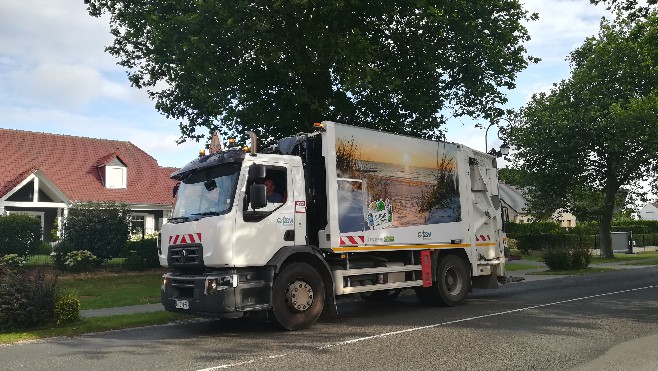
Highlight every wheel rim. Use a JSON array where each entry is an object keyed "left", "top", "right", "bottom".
[
  {"left": 285, "top": 280, "right": 314, "bottom": 312},
  {"left": 444, "top": 267, "right": 462, "bottom": 295}
]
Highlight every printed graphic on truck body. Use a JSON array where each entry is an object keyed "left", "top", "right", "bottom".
[{"left": 334, "top": 125, "right": 461, "bottom": 234}]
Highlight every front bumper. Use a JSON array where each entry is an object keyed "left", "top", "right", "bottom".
[{"left": 161, "top": 267, "right": 275, "bottom": 318}]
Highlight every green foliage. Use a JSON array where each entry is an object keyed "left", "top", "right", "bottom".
[
  {"left": 63, "top": 250, "right": 100, "bottom": 273},
  {"left": 507, "top": 13, "right": 658, "bottom": 257},
  {"left": 542, "top": 249, "right": 573, "bottom": 271},
  {"left": 498, "top": 168, "right": 530, "bottom": 187},
  {"left": 50, "top": 219, "right": 59, "bottom": 242},
  {"left": 122, "top": 238, "right": 160, "bottom": 271},
  {"left": 35, "top": 242, "right": 53, "bottom": 255},
  {"left": 590, "top": 0, "right": 657, "bottom": 20},
  {"left": 571, "top": 248, "right": 593, "bottom": 269},
  {"left": 506, "top": 221, "right": 562, "bottom": 235},
  {"left": 611, "top": 220, "right": 658, "bottom": 233},
  {"left": 60, "top": 202, "right": 131, "bottom": 263},
  {"left": 54, "top": 294, "right": 80, "bottom": 325},
  {"left": 86, "top": 1, "right": 537, "bottom": 143},
  {"left": 0, "top": 214, "right": 42, "bottom": 257},
  {"left": 0, "top": 254, "right": 26, "bottom": 269},
  {"left": 541, "top": 247, "right": 592, "bottom": 271},
  {"left": 0, "top": 269, "right": 58, "bottom": 333}
]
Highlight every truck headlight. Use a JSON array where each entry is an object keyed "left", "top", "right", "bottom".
[{"left": 204, "top": 275, "right": 238, "bottom": 294}]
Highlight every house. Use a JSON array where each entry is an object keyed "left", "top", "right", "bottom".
[
  {"left": 639, "top": 203, "right": 658, "bottom": 220},
  {"left": 498, "top": 183, "right": 577, "bottom": 228},
  {"left": 0, "top": 128, "right": 179, "bottom": 242}
]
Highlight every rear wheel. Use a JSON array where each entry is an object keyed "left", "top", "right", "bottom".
[
  {"left": 271, "top": 262, "right": 325, "bottom": 330},
  {"left": 415, "top": 254, "right": 470, "bottom": 306}
]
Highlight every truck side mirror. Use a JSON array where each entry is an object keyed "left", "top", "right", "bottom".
[
  {"left": 173, "top": 182, "right": 180, "bottom": 198},
  {"left": 250, "top": 184, "right": 267, "bottom": 209},
  {"left": 249, "top": 164, "right": 266, "bottom": 180}
]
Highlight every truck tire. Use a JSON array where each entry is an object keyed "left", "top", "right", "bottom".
[
  {"left": 271, "top": 262, "right": 325, "bottom": 330},
  {"left": 415, "top": 254, "right": 470, "bottom": 307}
]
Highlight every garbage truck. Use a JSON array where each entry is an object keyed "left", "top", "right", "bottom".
[{"left": 159, "top": 121, "right": 507, "bottom": 330}]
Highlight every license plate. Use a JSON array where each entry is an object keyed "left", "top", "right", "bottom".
[{"left": 175, "top": 299, "right": 190, "bottom": 309}]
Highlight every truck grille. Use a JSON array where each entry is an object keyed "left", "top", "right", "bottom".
[{"left": 168, "top": 245, "right": 202, "bottom": 267}]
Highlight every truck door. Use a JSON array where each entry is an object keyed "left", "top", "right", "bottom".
[
  {"left": 237, "top": 164, "right": 295, "bottom": 266},
  {"left": 468, "top": 157, "right": 499, "bottom": 259}
]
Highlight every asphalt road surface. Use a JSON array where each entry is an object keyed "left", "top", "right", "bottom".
[{"left": 2, "top": 267, "right": 657, "bottom": 371}]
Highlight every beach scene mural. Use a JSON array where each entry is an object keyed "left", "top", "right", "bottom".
[{"left": 335, "top": 126, "right": 461, "bottom": 232}]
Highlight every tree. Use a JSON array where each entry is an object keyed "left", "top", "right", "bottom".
[
  {"left": 86, "top": 1, "right": 538, "bottom": 144},
  {"left": 590, "top": 0, "right": 657, "bottom": 20},
  {"left": 506, "top": 13, "right": 658, "bottom": 257}
]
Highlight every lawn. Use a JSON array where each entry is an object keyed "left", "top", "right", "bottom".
[
  {"left": 505, "top": 263, "right": 542, "bottom": 271},
  {"left": 59, "top": 271, "right": 165, "bottom": 310},
  {"left": 527, "top": 267, "right": 616, "bottom": 275},
  {"left": 509, "top": 250, "right": 658, "bottom": 264},
  {"left": 0, "top": 312, "right": 185, "bottom": 345},
  {"left": 591, "top": 251, "right": 658, "bottom": 264}
]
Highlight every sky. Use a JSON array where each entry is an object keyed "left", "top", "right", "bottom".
[{"left": 0, "top": 1, "right": 612, "bottom": 169}]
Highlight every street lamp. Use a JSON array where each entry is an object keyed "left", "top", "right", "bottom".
[
  {"left": 475, "top": 122, "right": 510, "bottom": 157},
  {"left": 488, "top": 142, "right": 510, "bottom": 158}
]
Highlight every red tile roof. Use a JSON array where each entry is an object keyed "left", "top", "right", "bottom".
[{"left": 0, "top": 129, "right": 179, "bottom": 206}]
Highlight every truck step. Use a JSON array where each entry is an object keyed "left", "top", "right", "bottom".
[{"left": 339, "top": 280, "right": 424, "bottom": 295}]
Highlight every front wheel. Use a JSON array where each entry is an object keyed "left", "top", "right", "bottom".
[{"left": 271, "top": 262, "right": 325, "bottom": 330}]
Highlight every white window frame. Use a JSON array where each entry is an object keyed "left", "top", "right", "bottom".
[{"left": 105, "top": 165, "right": 127, "bottom": 189}]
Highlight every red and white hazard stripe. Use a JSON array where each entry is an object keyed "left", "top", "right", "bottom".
[
  {"left": 475, "top": 234, "right": 491, "bottom": 242},
  {"left": 169, "top": 233, "right": 202, "bottom": 245},
  {"left": 339, "top": 235, "right": 365, "bottom": 246}
]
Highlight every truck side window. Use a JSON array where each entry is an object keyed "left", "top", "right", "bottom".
[{"left": 265, "top": 168, "right": 287, "bottom": 204}]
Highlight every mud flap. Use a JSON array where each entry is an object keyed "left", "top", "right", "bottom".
[{"left": 471, "top": 273, "right": 499, "bottom": 289}]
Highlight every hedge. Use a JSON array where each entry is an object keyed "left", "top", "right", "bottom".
[{"left": 0, "top": 214, "right": 42, "bottom": 257}]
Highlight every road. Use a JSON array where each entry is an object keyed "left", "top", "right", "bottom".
[{"left": 1, "top": 267, "right": 657, "bottom": 371}]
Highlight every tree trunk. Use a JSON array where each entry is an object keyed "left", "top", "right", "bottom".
[{"left": 598, "top": 186, "right": 617, "bottom": 259}]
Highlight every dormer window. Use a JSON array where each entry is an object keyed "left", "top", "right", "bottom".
[{"left": 103, "top": 157, "right": 127, "bottom": 189}]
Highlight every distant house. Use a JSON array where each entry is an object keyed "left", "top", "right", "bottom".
[
  {"left": 639, "top": 203, "right": 658, "bottom": 220},
  {"left": 0, "top": 128, "right": 178, "bottom": 242},
  {"left": 498, "top": 183, "right": 577, "bottom": 228}
]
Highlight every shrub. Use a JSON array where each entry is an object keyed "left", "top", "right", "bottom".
[
  {"left": 122, "top": 238, "right": 160, "bottom": 271},
  {"left": 60, "top": 202, "right": 131, "bottom": 263},
  {"left": 571, "top": 248, "right": 592, "bottom": 269},
  {"left": 0, "top": 269, "right": 58, "bottom": 332},
  {"left": 63, "top": 250, "right": 99, "bottom": 272},
  {"left": 0, "top": 254, "right": 26, "bottom": 269},
  {"left": 35, "top": 242, "right": 53, "bottom": 255},
  {"left": 542, "top": 247, "right": 592, "bottom": 271},
  {"left": 0, "top": 214, "right": 42, "bottom": 257},
  {"left": 54, "top": 294, "right": 80, "bottom": 325},
  {"left": 542, "top": 248, "right": 572, "bottom": 271}
]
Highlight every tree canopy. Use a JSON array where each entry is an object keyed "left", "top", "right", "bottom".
[
  {"left": 86, "top": 1, "right": 537, "bottom": 144},
  {"left": 590, "top": 0, "right": 657, "bottom": 20},
  {"left": 506, "top": 12, "right": 658, "bottom": 257}
]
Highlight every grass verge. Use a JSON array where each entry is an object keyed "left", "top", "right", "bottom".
[
  {"left": 624, "top": 258, "right": 658, "bottom": 266},
  {"left": 505, "top": 263, "right": 543, "bottom": 271},
  {"left": 0, "top": 312, "right": 186, "bottom": 345},
  {"left": 591, "top": 251, "right": 658, "bottom": 264},
  {"left": 59, "top": 271, "right": 164, "bottom": 310},
  {"left": 527, "top": 267, "right": 616, "bottom": 275}
]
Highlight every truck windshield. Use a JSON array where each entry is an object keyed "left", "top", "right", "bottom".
[{"left": 172, "top": 165, "right": 241, "bottom": 220}]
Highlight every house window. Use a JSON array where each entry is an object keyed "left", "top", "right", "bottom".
[
  {"left": 131, "top": 215, "right": 145, "bottom": 238},
  {"left": 106, "top": 165, "right": 127, "bottom": 189}
]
